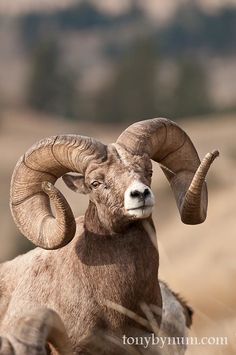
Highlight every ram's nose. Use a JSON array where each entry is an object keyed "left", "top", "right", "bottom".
[
  {"left": 130, "top": 187, "right": 151, "bottom": 200},
  {"left": 124, "top": 181, "right": 155, "bottom": 219}
]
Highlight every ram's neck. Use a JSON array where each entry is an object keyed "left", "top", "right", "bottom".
[
  {"left": 79, "top": 201, "right": 161, "bottom": 326},
  {"left": 83, "top": 201, "right": 158, "bottom": 268},
  {"left": 84, "top": 201, "right": 155, "bottom": 236},
  {"left": 84, "top": 201, "right": 110, "bottom": 235}
]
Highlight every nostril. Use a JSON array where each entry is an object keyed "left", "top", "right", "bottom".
[
  {"left": 130, "top": 190, "right": 141, "bottom": 198},
  {"left": 144, "top": 188, "right": 150, "bottom": 198}
]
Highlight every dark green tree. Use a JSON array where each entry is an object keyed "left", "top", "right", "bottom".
[
  {"left": 173, "top": 59, "right": 211, "bottom": 118},
  {"left": 95, "top": 39, "right": 211, "bottom": 123},
  {"left": 28, "top": 39, "right": 78, "bottom": 118},
  {"left": 156, "top": 58, "right": 211, "bottom": 119},
  {"left": 95, "top": 38, "right": 158, "bottom": 122},
  {"left": 177, "top": 59, "right": 210, "bottom": 117}
]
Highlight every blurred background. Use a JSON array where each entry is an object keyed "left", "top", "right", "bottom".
[{"left": 0, "top": 0, "right": 235, "bottom": 354}]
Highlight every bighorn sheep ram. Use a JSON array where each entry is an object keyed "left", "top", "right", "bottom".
[{"left": 0, "top": 118, "right": 218, "bottom": 354}]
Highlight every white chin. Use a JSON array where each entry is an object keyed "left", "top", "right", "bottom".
[{"left": 126, "top": 206, "right": 153, "bottom": 219}]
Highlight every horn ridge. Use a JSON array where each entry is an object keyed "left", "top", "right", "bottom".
[
  {"left": 116, "top": 117, "right": 218, "bottom": 224},
  {"left": 10, "top": 135, "right": 105, "bottom": 249}
]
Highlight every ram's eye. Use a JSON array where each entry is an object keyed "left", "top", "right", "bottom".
[
  {"left": 91, "top": 181, "right": 101, "bottom": 189},
  {"left": 147, "top": 170, "right": 153, "bottom": 178}
]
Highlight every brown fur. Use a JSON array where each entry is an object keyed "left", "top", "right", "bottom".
[
  {"left": 160, "top": 281, "right": 193, "bottom": 328},
  {"left": 0, "top": 308, "right": 72, "bottom": 354},
  {"left": 0, "top": 217, "right": 160, "bottom": 353},
  {"left": 0, "top": 147, "right": 162, "bottom": 354}
]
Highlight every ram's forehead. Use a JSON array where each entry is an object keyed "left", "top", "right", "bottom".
[
  {"left": 110, "top": 143, "right": 152, "bottom": 168},
  {"left": 85, "top": 144, "right": 152, "bottom": 177},
  {"left": 85, "top": 148, "right": 119, "bottom": 175}
]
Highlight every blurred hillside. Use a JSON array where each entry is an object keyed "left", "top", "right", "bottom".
[{"left": 0, "top": 0, "right": 235, "bottom": 122}]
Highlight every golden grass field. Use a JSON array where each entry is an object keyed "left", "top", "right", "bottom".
[{"left": 0, "top": 110, "right": 235, "bottom": 354}]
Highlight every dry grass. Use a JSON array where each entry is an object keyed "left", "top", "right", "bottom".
[{"left": 0, "top": 109, "right": 235, "bottom": 354}]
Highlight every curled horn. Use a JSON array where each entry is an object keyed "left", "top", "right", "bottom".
[
  {"left": 0, "top": 308, "right": 73, "bottom": 354},
  {"left": 116, "top": 118, "right": 219, "bottom": 224},
  {"left": 10, "top": 135, "right": 106, "bottom": 249}
]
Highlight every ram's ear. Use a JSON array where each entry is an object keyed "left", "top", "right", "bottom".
[{"left": 62, "top": 174, "right": 90, "bottom": 194}]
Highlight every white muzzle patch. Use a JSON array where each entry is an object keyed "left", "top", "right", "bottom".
[{"left": 124, "top": 181, "right": 155, "bottom": 219}]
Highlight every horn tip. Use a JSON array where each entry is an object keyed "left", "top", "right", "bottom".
[
  {"left": 205, "top": 150, "right": 220, "bottom": 164},
  {"left": 211, "top": 149, "right": 220, "bottom": 158}
]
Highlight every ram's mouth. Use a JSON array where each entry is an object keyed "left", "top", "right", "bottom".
[
  {"left": 127, "top": 204, "right": 154, "bottom": 211},
  {"left": 125, "top": 204, "right": 154, "bottom": 219}
]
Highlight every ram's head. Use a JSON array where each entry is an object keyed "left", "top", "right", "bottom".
[
  {"left": 10, "top": 118, "right": 218, "bottom": 249},
  {"left": 62, "top": 146, "right": 155, "bottom": 233}
]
